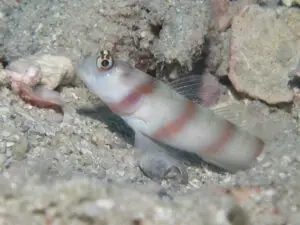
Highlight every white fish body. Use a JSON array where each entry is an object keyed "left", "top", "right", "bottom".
[{"left": 76, "top": 50, "right": 264, "bottom": 172}]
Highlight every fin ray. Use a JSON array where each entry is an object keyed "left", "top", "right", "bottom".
[{"left": 168, "top": 73, "right": 221, "bottom": 107}]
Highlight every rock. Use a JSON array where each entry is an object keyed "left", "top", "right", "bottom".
[
  {"left": 229, "top": 5, "right": 300, "bottom": 104},
  {"left": 211, "top": 0, "right": 259, "bottom": 32},
  {"left": 148, "top": 0, "right": 211, "bottom": 70},
  {"left": 7, "top": 54, "right": 75, "bottom": 90},
  {"left": 205, "top": 30, "right": 232, "bottom": 78},
  {"left": 206, "top": 0, "right": 259, "bottom": 78}
]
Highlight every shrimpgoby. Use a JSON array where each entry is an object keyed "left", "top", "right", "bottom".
[{"left": 76, "top": 50, "right": 265, "bottom": 179}]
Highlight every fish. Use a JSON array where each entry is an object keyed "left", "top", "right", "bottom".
[{"left": 76, "top": 50, "right": 265, "bottom": 175}]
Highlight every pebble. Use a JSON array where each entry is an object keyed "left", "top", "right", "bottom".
[
  {"left": 96, "top": 199, "right": 115, "bottom": 209},
  {"left": 91, "top": 129, "right": 107, "bottom": 146},
  {"left": 5, "top": 142, "right": 14, "bottom": 148},
  {"left": 262, "top": 162, "right": 272, "bottom": 168}
]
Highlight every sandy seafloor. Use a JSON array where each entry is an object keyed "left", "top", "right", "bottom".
[{"left": 1, "top": 0, "right": 300, "bottom": 224}]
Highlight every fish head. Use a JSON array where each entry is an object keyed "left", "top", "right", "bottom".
[{"left": 76, "top": 50, "right": 154, "bottom": 104}]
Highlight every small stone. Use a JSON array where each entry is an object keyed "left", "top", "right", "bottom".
[
  {"left": 5, "top": 142, "right": 14, "bottom": 148},
  {"left": 96, "top": 199, "right": 115, "bottom": 209},
  {"left": 278, "top": 172, "right": 287, "bottom": 179},
  {"left": 73, "top": 199, "right": 115, "bottom": 220},
  {"left": 12, "top": 136, "right": 29, "bottom": 160},
  {"left": 262, "top": 162, "right": 272, "bottom": 168},
  {"left": 91, "top": 129, "right": 107, "bottom": 146}
]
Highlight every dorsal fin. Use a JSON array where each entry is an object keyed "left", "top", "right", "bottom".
[{"left": 168, "top": 73, "right": 221, "bottom": 107}]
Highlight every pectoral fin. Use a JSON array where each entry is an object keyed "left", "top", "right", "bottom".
[{"left": 134, "top": 132, "right": 188, "bottom": 184}]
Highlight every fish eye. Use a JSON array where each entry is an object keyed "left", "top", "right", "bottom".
[{"left": 96, "top": 50, "right": 114, "bottom": 71}]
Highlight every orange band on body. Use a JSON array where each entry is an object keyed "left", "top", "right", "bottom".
[
  {"left": 151, "top": 100, "right": 196, "bottom": 140},
  {"left": 202, "top": 121, "right": 265, "bottom": 159},
  {"left": 202, "top": 121, "right": 236, "bottom": 156},
  {"left": 108, "top": 80, "right": 156, "bottom": 115}
]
